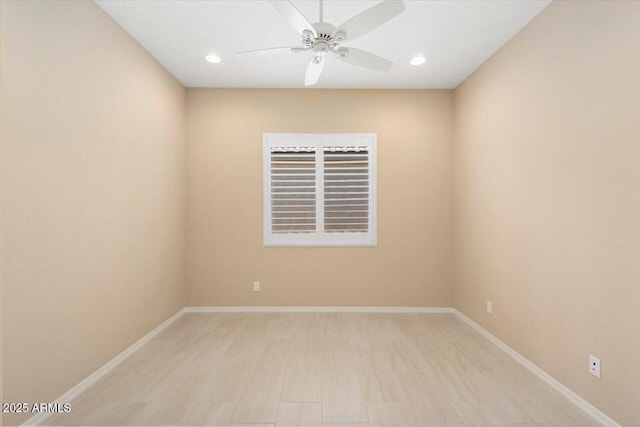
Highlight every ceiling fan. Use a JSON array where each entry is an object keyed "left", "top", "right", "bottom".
[{"left": 238, "top": 0, "right": 405, "bottom": 86}]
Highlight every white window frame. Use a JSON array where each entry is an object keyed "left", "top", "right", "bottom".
[{"left": 263, "top": 133, "right": 377, "bottom": 247}]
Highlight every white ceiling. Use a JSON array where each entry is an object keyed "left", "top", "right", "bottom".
[{"left": 95, "top": 0, "right": 550, "bottom": 89}]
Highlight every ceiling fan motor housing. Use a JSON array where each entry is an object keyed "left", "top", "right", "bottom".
[
  {"left": 312, "top": 22, "right": 337, "bottom": 41},
  {"left": 303, "top": 22, "right": 348, "bottom": 56}
]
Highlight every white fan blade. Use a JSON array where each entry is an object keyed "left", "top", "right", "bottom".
[
  {"left": 269, "top": 0, "right": 317, "bottom": 36},
  {"left": 334, "top": 48, "right": 393, "bottom": 71},
  {"left": 304, "top": 56, "right": 325, "bottom": 86},
  {"left": 237, "top": 46, "right": 306, "bottom": 56},
  {"left": 335, "top": 0, "right": 405, "bottom": 42}
]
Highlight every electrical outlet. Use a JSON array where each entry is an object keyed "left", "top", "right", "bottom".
[
  {"left": 253, "top": 281, "right": 260, "bottom": 292},
  {"left": 486, "top": 300, "right": 493, "bottom": 314},
  {"left": 589, "top": 355, "right": 601, "bottom": 378}
]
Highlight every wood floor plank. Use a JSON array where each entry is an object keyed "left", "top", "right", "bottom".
[
  {"left": 280, "top": 359, "right": 322, "bottom": 402},
  {"left": 366, "top": 402, "right": 414, "bottom": 426},
  {"left": 179, "top": 402, "right": 233, "bottom": 426},
  {"left": 206, "top": 358, "right": 260, "bottom": 402},
  {"left": 321, "top": 371, "right": 369, "bottom": 423},
  {"left": 275, "top": 402, "right": 321, "bottom": 426},
  {"left": 356, "top": 359, "right": 408, "bottom": 403},
  {"left": 227, "top": 369, "right": 285, "bottom": 424}
]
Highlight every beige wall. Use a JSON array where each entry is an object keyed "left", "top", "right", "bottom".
[
  {"left": 1, "top": 1, "right": 186, "bottom": 425},
  {"left": 453, "top": 1, "right": 640, "bottom": 425},
  {"left": 3, "top": 0, "right": 638, "bottom": 425},
  {"left": 187, "top": 89, "right": 453, "bottom": 307}
]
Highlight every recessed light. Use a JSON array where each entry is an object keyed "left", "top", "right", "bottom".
[
  {"left": 205, "top": 54, "right": 221, "bottom": 64},
  {"left": 410, "top": 56, "right": 426, "bottom": 66}
]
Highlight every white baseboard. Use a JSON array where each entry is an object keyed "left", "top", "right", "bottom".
[
  {"left": 184, "top": 306, "right": 454, "bottom": 313},
  {"left": 452, "top": 309, "right": 620, "bottom": 427},
  {"left": 22, "top": 308, "right": 185, "bottom": 426}
]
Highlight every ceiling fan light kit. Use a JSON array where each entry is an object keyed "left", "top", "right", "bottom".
[{"left": 238, "top": 0, "right": 405, "bottom": 86}]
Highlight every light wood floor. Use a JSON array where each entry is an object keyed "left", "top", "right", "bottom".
[{"left": 47, "top": 313, "right": 600, "bottom": 426}]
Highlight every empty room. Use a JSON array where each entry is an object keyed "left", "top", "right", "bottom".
[{"left": 1, "top": 0, "right": 638, "bottom": 426}]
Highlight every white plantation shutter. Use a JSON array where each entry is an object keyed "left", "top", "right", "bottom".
[
  {"left": 264, "top": 134, "right": 376, "bottom": 246},
  {"left": 324, "top": 147, "right": 370, "bottom": 233},
  {"left": 270, "top": 147, "right": 317, "bottom": 234}
]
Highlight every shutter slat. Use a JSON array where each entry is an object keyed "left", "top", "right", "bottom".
[
  {"left": 272, "top": 170, "right": 316, "bottom": 174},
  {"left": 272, "top": 201, "right": 316, "bottom": 206},
  {"left": 272, "top": 206, "right": 316, "bottom": 211},
  {"left": 324, "top": 194, "right": 368, "bottom": 200},
  {"left": 272, "top": 188, "right": 315, "bottom": 193},
  {"left": 325, "top": 211, "right": 368, "bottom": 218}
]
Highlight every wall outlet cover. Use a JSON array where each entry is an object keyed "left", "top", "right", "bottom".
[{"left": 589, "top": 355, "right": 601, "bottom": 378}]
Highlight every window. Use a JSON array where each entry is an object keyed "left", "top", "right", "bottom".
[{"left": 263, "top": 133, "right": 377, "bottom": 246}]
